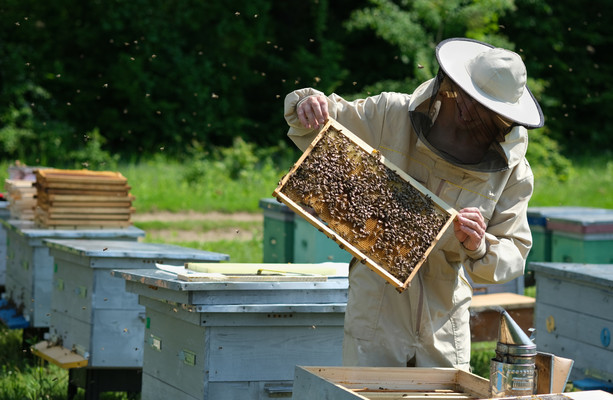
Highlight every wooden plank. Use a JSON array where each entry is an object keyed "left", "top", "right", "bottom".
[
  {"left": 273, "top": 118, "right": 457, "bottom": 292},
  {"left": 177, "top": 272, "right": 327, "bottom": 282},
  {"left": 470, "top": 292, "right": 535, "bottom": 312},
  {"left": 39, "top": 201, "right": 133, "bottom": 208},
  {"left": 184, "top": 262, "right": 347, "bottom": 276},
  {"left": 43, "top": 193, "right": 134, "bottom": 202},
  {"left": 34, "top": 219, "right": 133, "bottom": 228},
  {"left": 31, "top": 340, "right": 88, "bottom": 369},
  {"left": 36, "top": 169, "right": 127, "bottom": 183},
  {"left": 37, "top": 181, "right": 129, "bottom": 191},
  {"left": 43, "top": 206, "right": 134, "bottom": 215}
]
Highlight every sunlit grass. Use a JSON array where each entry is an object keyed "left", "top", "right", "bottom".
[{"left": 530, "top": 156, "right": 613, "bottom": 208}]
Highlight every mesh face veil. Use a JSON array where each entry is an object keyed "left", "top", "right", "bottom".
[{"left": 410, "top": 70, "right": 517, "bottom": 172}]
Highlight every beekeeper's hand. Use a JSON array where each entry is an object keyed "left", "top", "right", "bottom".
[
  {"left": 297, "top": 95, "right": 329, "bottom": 129},
  {"left": 454, "top": 207, "right": 486, "bottom": 251}
]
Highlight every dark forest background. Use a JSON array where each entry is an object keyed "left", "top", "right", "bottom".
[{"left": 1, "top": 0, "right": 611, "bottom": 168}]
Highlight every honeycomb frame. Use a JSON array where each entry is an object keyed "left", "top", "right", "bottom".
[{"left": 274, "top": 118, "right": 457, "bottom": 292}]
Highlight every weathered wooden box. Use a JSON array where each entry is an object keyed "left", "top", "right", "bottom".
[
  {"left": 531, "top": 262, "right": 613, "bottom": 382},
  {"left": 291, "top": 366, "right": 490, "bottom": 399},
  {"left": 45, "top": 239, "right": 228, "bottom": 368},
  {"left": 274, "top": 118, "right": 456, "bottom": 291},
  {"left": 113, "top": 265, "right": 348, "bottom": 400},
  {"left": 1, "top": 219, "right": 144, "bottom": 328}
]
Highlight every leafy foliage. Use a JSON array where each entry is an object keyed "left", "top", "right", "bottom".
[
  {"left": 501, "top": 0, "right": 613, "bottom": 155},
  {"left": 1, "top": 0, "right": 609, "bottom": 166}
]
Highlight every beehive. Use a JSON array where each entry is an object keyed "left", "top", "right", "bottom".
[
  {"left": 0, "top": 219, "right": 144, "bottom": 329},
  {"left": 113, "top": 265, "right": 348, "bottom": 399},
  {"left": 274, "top": 119, "right": 456, "bottom": 291}
]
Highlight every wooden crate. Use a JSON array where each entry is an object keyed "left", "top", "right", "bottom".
[
  {"left": 274, "top": 118, "right": 456, "bottom": 291},
  {"left": 292, "top": 366, "right": 490, "bottom": 399}
]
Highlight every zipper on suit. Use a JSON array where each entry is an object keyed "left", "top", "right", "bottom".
[{"left": 415, "top": 272, "right": 425, "bottom": 337}]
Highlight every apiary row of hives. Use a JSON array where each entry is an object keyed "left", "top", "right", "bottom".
[{"left": 274, "top": 118, "right": 456, "bottom": 291}]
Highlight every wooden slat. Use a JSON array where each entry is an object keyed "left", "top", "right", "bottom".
[
  {"left": 31, "top": 341, "right": 88, "bottom": 369},
  {"left": 43, "top": 193, "right": 134, "bottom": 202},
  {"left": 42, "top": 206, "right": 133, "bottom": 215},
  {"left": 39, "top": 201, "right": 133, "bottom": 208},
  {"left": 34, "top": 219, "right": 133, "bottom": 228}
]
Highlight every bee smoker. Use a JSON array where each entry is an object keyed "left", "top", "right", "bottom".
[{"left": 489, "top": 309, "right": 537, "bottom": 398}]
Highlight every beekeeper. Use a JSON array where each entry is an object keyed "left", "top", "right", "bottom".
[{"left": 283, "top": 38, "right": 544, "bottom": 370}]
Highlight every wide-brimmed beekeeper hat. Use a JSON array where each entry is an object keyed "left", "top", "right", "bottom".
[{"left": 436, "top": 38, "right": 544, "bottom": 128}]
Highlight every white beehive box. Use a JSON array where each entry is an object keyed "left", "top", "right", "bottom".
[
  {"left": 1, "top": 220, "right": 145, "bottom": 329},
  {"left": 113, "top": 264, "right": 348, "bottom": 399},
  {"left": 532, "top": 262, "right": 613, "bottom": 382}
]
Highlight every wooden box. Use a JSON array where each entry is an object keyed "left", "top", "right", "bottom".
[
  {"left": 113, "top": 265, "right": 348, "bottom": 400},
  {"left": 531, "top": 262, "right": 613, "bottom": 382},
  {"left": 291, "top": 366, "right": 490, "bottom": 399},
  {"left": 274, "top": 118, "right": 456, "bottom": 291},
  {"left": 0, "top": 219, "right": 145, "bottom": 329}
]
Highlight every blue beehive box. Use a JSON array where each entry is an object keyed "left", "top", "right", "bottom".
[
  {"left": 0, "top": 219, "right": 145, "bottom": 329},
  {"left": 0, "top": 202, "right": 10, "bottom": 290},
  {"left": 44, "top": 239, "right": 229, "bottom": 368}
]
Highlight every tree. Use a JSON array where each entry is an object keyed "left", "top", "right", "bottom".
[{"left": 501, "top": 0, "right": 613, "bottom": 155}]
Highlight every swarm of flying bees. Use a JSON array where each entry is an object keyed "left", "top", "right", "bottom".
[{"left": 281, "top": 126, "right": 449, "bottom": 282}]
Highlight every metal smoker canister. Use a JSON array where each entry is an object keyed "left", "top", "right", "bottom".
[{"left": 489, "top": 310, "right": 536, "bottom": 398}]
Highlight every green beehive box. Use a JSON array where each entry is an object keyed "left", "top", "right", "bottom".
[
  {"left": 547, "top": 210, "right": 613, "bottom": 263},
  {"left": 259, "top": 198, "right": 295, "bottom": 263},
  {"left": 526, "top": 207, "right": 606, "bottom": 265},
  {"left": 293, "top": 217, "right": 353, "bottom": 264}
]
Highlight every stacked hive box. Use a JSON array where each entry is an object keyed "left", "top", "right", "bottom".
[
  {"left": 4, "top": 179, "right": 37, "bottom": 220},
  {"left": 34, "top": 169, "right": 135, "bottom": 228}
]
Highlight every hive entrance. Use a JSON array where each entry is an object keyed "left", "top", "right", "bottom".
[{"left": 275, "top": 119, "right": 456, "bottom": 290}]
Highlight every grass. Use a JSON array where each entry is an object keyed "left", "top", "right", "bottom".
[
  {"left": 0, "top": 153, "right": 611, "bottom": 398},
  {"left": 529, "top": 156, "right": 613, "bottom": 208}
]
